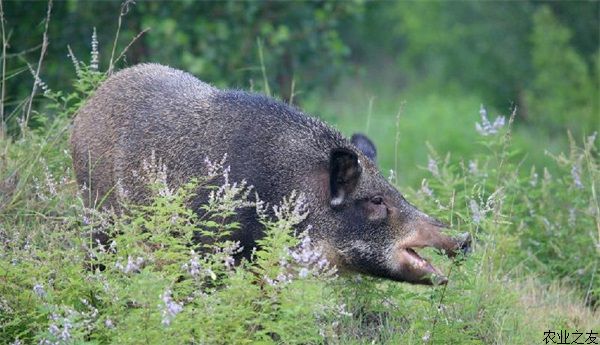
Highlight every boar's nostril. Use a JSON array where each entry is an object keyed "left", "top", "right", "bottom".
[{"left": 458, "top": 232, "right": 472, "bottom": 256}]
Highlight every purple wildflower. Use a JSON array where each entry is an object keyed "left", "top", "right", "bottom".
[
  {"left": 33, "top": 284, "right": 46, "bottom": 298},
  {"left": 427, "top": 156, "right": 440, "bottom": 177},
  {"left": 571, "top": 164, "right": 583, "bottom": 189},
  {"left": 160, "top": 289, "right": 183, "bottom": 326},
  {"left": 475, "top": 105, "right": 505, "bottom": 136}
]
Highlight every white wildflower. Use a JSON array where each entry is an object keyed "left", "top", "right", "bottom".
[
  {"left": 67, "top": 45, "right": 82, "bottom": 78},
  {"left": 265, "top": 272, "right": 293, "bottom": 287},
  {"left": 276, "top": 272, "right": 293, "bottom": 284},
  {"left": 427, "top": 156, "right": 440, "bottom": 177},
  {"left": 115, "top": 256, "right": 144, "bottom": 274},
  {"left": 475, "top": 105, "right": 505, "bottom": 136},
  {"left": 571, "top": 163, "right": 583, "bottom": 189},
  {"left": 298, "top": 267, "right": 309, "bottom": 278},
  {"left": 586, "top": 131, "right": 597, "bottom": 148},
  {"left": 182, "top": 249, "right": 202, "bottom": 277},
  {"left": 255, "top": 193, "right": 268, "bottom": 219},
  {"left": 336, "top": 303, "right": 352, "bottom": 317},
  {"left": 388, "top": 169, "right": 397, "bottom": 184},
  {"left": 160, "top": 289, "right": 183, "bottom": 326},
  {"left": 104, "top": 319, "right": 114, "bottom": 329},
  {"left": 90, "top": 27, "right": 99, "bottom": 71},
  {"left": 469, "top": 199, "right": 483, "bottom": 225},
  {"left": 222, "top": 241, "right": 242, "bottom": 270},
  {"left": 115, "top": 179, "right": 129, "bottom": 200},
  {"left": 43, "top": 165, "right": 58, "bottom": 197},
  {"left": 33, "top": 284, "right": 46, "bottom": 298},
  {"left": 141, "top": 150, "right": 172, "bottom": 197},
  {"left": 288, "top": 231, "right": 336, "bottom": 279},
  {"left": 27, "top": 63, "right": 50, "bottom": 96},
  {"left": 204, "top": 154, "right": 228, "bottom": 178},
  {"left": 206, "top": 162, "right": 254, "bottom": 213},
  {"left": 529, "top": 167, "right": 538, "bottom": 187},
  {"left": 420, "top": 179, "right": 433, "bottom": 197},
  {"left": 271, "top": 190, "right": 309, "bottom": 225},
  {"left": 42, "top": 312, "right": 73, "bottom": 344},
  {"left": 422, "top": 330, "right": 431, "bottom": 342},
  {"left": 543, "top": 168, "right": 552, "bottom": 186},
  {"left": 568, "top": 208, "right": 576, "bottom": 227},
  {"left": 468, "top": 160, "right": 478, "bottom": 175}
]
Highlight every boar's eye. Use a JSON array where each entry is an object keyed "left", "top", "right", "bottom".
[
  {"left": 366, "top": 195, "right": 387, "bottom": 221},
  {"left": 371, "top": 196, "right": 384, "bottom": 205}
]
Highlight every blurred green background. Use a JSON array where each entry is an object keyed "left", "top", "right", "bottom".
[{"left": 4, "top": 0, "right": 598, "bottom": 185}]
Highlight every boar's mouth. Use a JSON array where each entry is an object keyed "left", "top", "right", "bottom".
[
  {"left": 397, "top": 246, "right": 448, "bottom": 285},
  {"left": 393, "top": 232, "right": 470, "bottom": 286}
]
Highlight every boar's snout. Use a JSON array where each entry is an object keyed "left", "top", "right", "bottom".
[{"left": 390, "top": 216, "right": 471, "bottom": 285}]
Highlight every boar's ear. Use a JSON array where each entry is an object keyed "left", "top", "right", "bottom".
[
  {"left": 329, "top": 148, "right": 362, "bottom": 206},
  {"left": 351, "top": 133, "right": 377, "bottom": 162}
]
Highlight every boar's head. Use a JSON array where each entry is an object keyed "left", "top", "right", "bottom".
[{"left": 313, "top": 135, "right": 470, "bottom": 285}]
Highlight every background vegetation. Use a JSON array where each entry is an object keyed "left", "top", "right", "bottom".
[{"left": 1, "top": 1, "right": 598, "bottom": 344}]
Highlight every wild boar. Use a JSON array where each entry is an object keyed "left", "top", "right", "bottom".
[{"left": 71, "top": 63, "right": 469, "bottom": 285}]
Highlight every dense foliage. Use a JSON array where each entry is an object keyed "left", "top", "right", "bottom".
[
  {"left": 3, "top": 1, "right": 598, "bottom": 135},
  {"left": 4, "top": 0, "right": 361, "bottom": 119}
]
